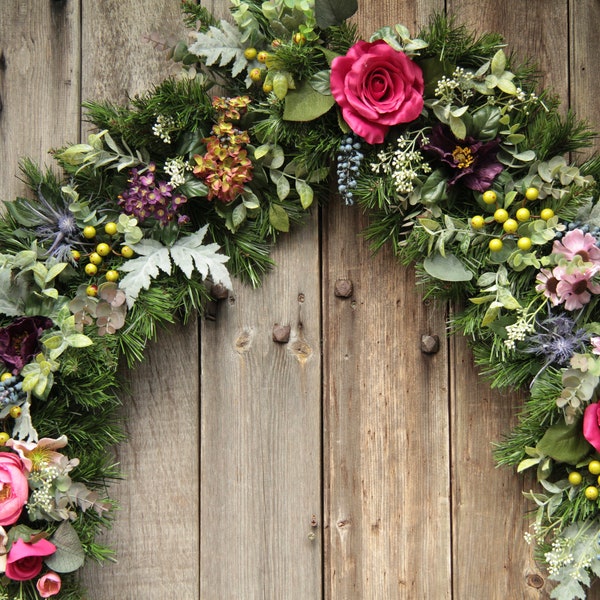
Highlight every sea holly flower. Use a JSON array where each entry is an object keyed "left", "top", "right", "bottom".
[
  {"left": 552, "top": 228, "right": 600, "bottom": 264},
  {"left": 330, "top": 39, "right": 424, "bottom": 145},
  {"left": 0, "top": 317, "right": 53, "bottom": 375},
  {"left": 420, "top": 124, "right": 503, "bottom": 192}
]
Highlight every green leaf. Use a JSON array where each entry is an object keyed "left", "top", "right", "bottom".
[
  {"left": 295, "top": 180, "right": 314, "bottom": 209},
  {"left": 269, "top": 204, "right": 290, "bottom": 232},
  {"left": 491, "top": 49, "right": 507, "bottom": 76},
  {"left": 420, "top": 169, "right": 447, "bottom": 204},
  {"left": 419, "top": 57, "right": 454, "bottom": 97},
  {"left": 422, "top": 252, "right": 473, "bottom": 282},
  {"left": 536, "top": 419, "right": 591, "bottom": 464},
  {"left": 65, "top": 334, "right": 93, "bottom": 348},
  {"left": 178, "top": 178, "right": 208, "bottom": 198},
  {"left": 314, "top": 0, "right": 358, "bottom": 28},
  {"left": 273, "top": 72, "right": 289, "bottom": 100},
  {"left": 46, "top": 521, "right": 86, "bottom": 574},
  {"left": 470, "top": 105, "right": 501, "bottom": 140},
  {"left": 309, "top": 70, "right": 332, "bottom": 95},
  {"left": 276, "top": 174, "right": 291, "bottom": 200},
  {"left": 232, "top": 203, "right": 247, "bottom": 229},
  {"left": 283, "top": 81, "right": 336, "bottom": 121},
  {"left": 449, "top": 115, "right": 466, "bottom": 140}
]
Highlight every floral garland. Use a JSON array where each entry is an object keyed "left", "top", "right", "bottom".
[{"left": 0, "top": 0, "right": 598, "bottom": 598}]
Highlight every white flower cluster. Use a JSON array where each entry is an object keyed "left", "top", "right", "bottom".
[
  {"left": 370, "top": 134, "right": 431, "bottom": 195},
  {"left": 164, "top": 156, "right": 189, "bottom": 187},
  {"left": 504, "top": 315, "right": 535, "bottom": 350},
  {"left": 434, "top": 67, "right": 475, "bottom": 102},
  {"left": 27, "top": 465, "right": 60, "bottom": 515},
  {"left": 152, "top": 114, "right": 176, "bottom": 144}
]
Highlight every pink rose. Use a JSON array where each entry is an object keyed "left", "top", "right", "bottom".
[
  {"left": 5, "top": 538, "right": 56, "bottom": 581},
  {"left": 330, "top": 39, "right": 424, "bottom": 144},
  {"left": 0, "top": 452, "right": 29, "bottom": 526},
  {"left": 583, "top": 403, "right": 600, "bottom": 452},
  {"left": 36, "top": 571, "right": 62, "bottom": 597}
]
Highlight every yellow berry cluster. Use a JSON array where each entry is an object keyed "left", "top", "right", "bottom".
[
  {"left": 568, "top": 460, "right": 600, "bottom": 501},
  {"left": 469, "top": 187, "right": 555, "bottom": 253},
  {"left": 75, "top": 222, "right": 135, "bottom": 297}
]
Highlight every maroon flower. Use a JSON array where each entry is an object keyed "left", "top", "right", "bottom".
[
  {"left": 0, "top": 316, "right": 53, "bottom": 374},
  {"left": 421, "top": 124, "right": 504, "bottom": 192}
]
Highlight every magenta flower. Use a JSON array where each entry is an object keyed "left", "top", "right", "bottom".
[
  {"left": 5, "top": 538, "right": 56, "bottom": 581},
  {"left": 555, "top": 267, "right": 600, "bottom": 310},
  {"left": 552, "top": 229, "right": 600, "bottom": 264},
  {"left": 535, "top": 267, "right": 562, "bottom": 306},
  {"left": 421, "top": 124, "right": 503, "bottom": 192},
  {"left": 36, "top": 572, "right": 61, "bottom": 597},
  {"left": 583, "top": 403, "right": 600, "bottom": 452},
  {"left": 0, "top": 317, "right": 53, "bottom": 375}
]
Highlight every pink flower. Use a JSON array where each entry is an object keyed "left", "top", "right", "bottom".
[
  {"left": 36, "top": 571, "right": 61, "bottom": 597},
  {"left": 591, "top": 337, "right": 600, "bottom": 355},
  {"left": 552, "top": 229, "right": 600, "bottom": 264},
  {"left": 5, "top": 538, "right": 56, "bottom": 581},
  {"left": 330, "top": 40, "right": 424, "bottom": 144},
  {"left": 535, "top": 267, "right": 562, "bottom": 306},
  {"left": 7, "top": 435, "right": 69, "bottom": 473},
  {"left": 0, "top": 453, "right": 29, "bottom": 526},
  {"left": 556, "top": 267, "right": 600, "bottom": 310},
  {"left": 583, "top": 403, "right": 600, "bottom": 452}
]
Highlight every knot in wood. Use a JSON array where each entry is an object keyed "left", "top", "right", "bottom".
[
  {"left": 210, "top": 282, "right": 229, "bottom": 300},
  {"left": 420, "top": 334, "right": 440, "bottom": 354},
  {"left": 334, "top": 279, "right": 353, "bottom": 298},
  {"left": 526, "top": 573, "right": 544, "bottom": 589},
  {"left": 272, "top": 324, "right": 291, "bottom": 343}
]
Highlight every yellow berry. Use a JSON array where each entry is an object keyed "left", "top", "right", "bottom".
[
  {"left": 585, "top": 486, "right": 599, "bottom": 500},
  {"left": 525, "top": 187, "right": 539, "bottom": 201},
  {"left": 243, "top": 47, "right": 258, "bottom": 60},
  {"left": 121, "top": 246, "right": 134, "bottom": 259},
  {"left": 263, "top": 82, "right": 273, "bottom": 93},
  {"left": 9, "top": 406, "right": 21, "bottom": 419},
  {"left": 0, "top": 373, "right": 12, "bottom": 383},
  {"left": 293, "top": 32, "right": 306, "bottom": 45},
  {"left": 104, "top": 222, "right": 118, "bottom": 236},
  {"left": 515, "top": 208, "right": 531, "bottom": 222},
  {"left": 494, "top": 208, "right": 509, "bottom": 223},
  {"left": 470, "top": 215, "right": 485, "bottom": 229},
  {"left": 85, "top": 263, "right": 98, "bottom": 276},
  {"left": 257, "top": 51, "right": 269, "bottom": 63},
  {"left": 502, "top": 218, "right": 518, "bottom": 234},
  {"left": 249, "top": 68, "right": 263, "bottom": 82},
  {"left": 482, "top": 190, "right": 497, "bottom": 204},
  {"left": 86, "top": 284, "right": 98, "bottom": 297},
  {"left": 568, "top": 471, "right": 583, "bottom": 486},
  {"left": 96, "top": 242, "right": 111, "bottom": 256},
  {"left": 489, "top": 238, "right": 503, "bottom": 252},
  {"left": 89, "top": 252, "right": 103, "bottom": 266},
  {"left": 517, "top": 237, "right": 532, "bottom": 251},
  {"left": 83, "top": 225, "right": 96, "bottom": 239},
  {"left": 71, "top": 250, "right": 81, "bottom": 262},
  {"left": 589, "top": 460, "right": 600, "bottom": 475},
  {"left": 540, "top": 208, "right": 555, "bottom": 221},
  {"left": 0, "top": 433, "right": 9, "bottom": 446},
  {"left": 105, "top": 270, "right": 119, "bottom": 282}
]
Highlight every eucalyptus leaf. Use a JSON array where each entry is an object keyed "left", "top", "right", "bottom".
[
  {"left": 423, "top": 252, "right": 473, "bottom": 282},
  {"left": 46, "top": 521, "right": 86, "bottom": 574}
]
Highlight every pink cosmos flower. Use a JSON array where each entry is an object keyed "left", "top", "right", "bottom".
[
  {"left": 36, "top": 571, "right": 62, "bottom": 597},
  {"left": 535, "top": 267, "right": 562, "bottom": 306},
  {"left": 556, "top": 267, "right": 600, "bottom": 310},
  {"left": 7, "top": 435, "right": 70, "bottom": 473},
  {"left": 0, "top": 453, "right": 29, "bottom": 526},
  {"left": 591, "top": 337, "right": 600, "bottom": 355},
  {"left": 5, "top": 538, "right": 56, "bottom": 581},
  {"left": 330, "top": 40, "right": 424, "bottom": 144},
  {"left": 552, "top": 229, "right": 600, "bottom": 264}
]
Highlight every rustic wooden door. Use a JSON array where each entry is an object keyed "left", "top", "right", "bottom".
[{"left": 1, "top": 1, "right": 599, "bottom": 598}]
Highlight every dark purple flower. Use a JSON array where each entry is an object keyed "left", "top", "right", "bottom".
[
  {"left": 421, "top": 124, "right": 504, "bottom": 192},
  {"left": 0, "top": 316, "right": 53, "bottom": 374}
]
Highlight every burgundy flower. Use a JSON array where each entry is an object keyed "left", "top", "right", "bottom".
[
  {"left": 421, "top": 124, "right": 504, "bottom": 192},
  {"left": 0, "top": 316, "right": 53, "bottom": 374}
]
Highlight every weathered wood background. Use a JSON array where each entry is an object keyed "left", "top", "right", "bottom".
[{"left": 1, "top": 1, "right": 599, "bottom": 598}]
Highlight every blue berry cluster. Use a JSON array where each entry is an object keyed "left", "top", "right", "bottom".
[
  {"left": 554, "top": 221, "right": 600, "bottom": 247},
  {"left": 336, "top": 136, "right": 364, "bottom": 205},
  {"left": 0, "top": 377, "right": 25, "bottom": 408}
]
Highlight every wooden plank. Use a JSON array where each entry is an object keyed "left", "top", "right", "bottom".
[
  {"left": 0, "top": 0, "right": 80, "bottom": 200},
  {"left": 78, "top": 2, "right": 200, "bottom": 598},
  {"left": 324, "top": 4, "right": 448, "bottom": 598},
  {"left": 200, "top": 211, "right": 322, "bottom": 599},
  {"left": 446, "top": 1, "right": 569, "bottom": 597}
]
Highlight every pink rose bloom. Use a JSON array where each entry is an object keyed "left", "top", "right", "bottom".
[
  {"left": 36, "top": 571, "right": 62, "bottom": 597},
  {"left": 0, "top": 452, "right": 29, "bottom": 526},
  {"left": 330, "top": 40, "right": 424, "bottom": 144},
  {"left": 583, "top": 403, "right": 600, "bottom": 453},
  {"left": 5, "top": 538, "right": 56, "bottom": 581}
]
